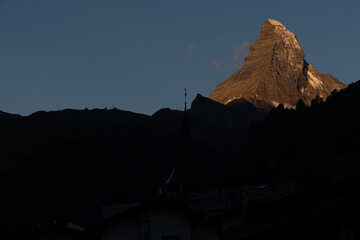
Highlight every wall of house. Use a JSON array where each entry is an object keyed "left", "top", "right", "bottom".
[
  {"left": 102, "top": 216, "right": 136, "bottom": 240},
  {"left": 36, "top": 231, "right": 80, "bottom": 240},
  {"left": 145, "top": 206, "right": 192, "bottom": 240},
  {"left": 101, "top": 205, "right": 192, "bottom": 240},
  {"left": 192, "top": 225, "right": 219, "bottom": 240},
  {"left": 222, "top": 213, "right": 243, "bottom": 229}
]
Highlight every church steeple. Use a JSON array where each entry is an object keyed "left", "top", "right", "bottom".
[
  {"left": 163, "top": 89, "right": 200, "bottom": 203},
  {"left": 184, "top": 88, "right": 187, "bottom": 111}
]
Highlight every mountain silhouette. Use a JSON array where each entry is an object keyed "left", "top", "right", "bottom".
[{"left": 0, "top": 95, "right": 265, "bottom": 234}]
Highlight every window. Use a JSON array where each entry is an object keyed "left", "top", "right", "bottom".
[
  {"left": 137, "top": 220, "right": 151, "bottom": 240},
  {"left": 341, "top": 226, "right": 354, "bottom": 240},
  {"left": 162, "top": 236, "right": 180, "bottom": 240}
]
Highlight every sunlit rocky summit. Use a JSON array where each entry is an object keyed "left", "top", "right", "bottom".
[{"left": 210, "top": 19, "right": 347, "bottom": 110}]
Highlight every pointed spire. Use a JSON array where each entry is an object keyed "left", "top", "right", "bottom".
[{"left": 184, "top": 88, "right": 187, "bottom": 111}]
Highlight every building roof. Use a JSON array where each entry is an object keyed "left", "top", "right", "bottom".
[
  {"left": 89, "top": 196, "right": 203, "bottom": 231},
  {"left": 101, "top": 202, "right": 143, "bottom": 220}
]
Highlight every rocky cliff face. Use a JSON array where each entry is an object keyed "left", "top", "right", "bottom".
[{"left": 210, "top": 19, "right": 347, "bottom": 110}]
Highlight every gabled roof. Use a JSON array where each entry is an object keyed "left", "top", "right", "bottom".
[{"left": 90, "top": 196, "right": 203, "bottom": 231}]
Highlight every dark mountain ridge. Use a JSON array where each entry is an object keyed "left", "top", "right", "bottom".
[
  {"left": 0, "top": 94, "right": 265, "bottom": 233},
  {"left": 0, "top": 79, "right": 360, "bottom": 237}
]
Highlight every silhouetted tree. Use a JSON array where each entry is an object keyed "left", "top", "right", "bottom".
[
  {"left": 330, "top": 89, "right": 338, "bottom": 97},
  {"left": 311, "top": 95, "right": 322, "bottom": 106},
  {"left": 327, "top": 89, "right": 339, "bottom": 101},
  {"left": 276, "top": 103, "right": 284, "bottom": 111},
  {"left": 296, "top": 99, "right": 306, "bottom": 110}
]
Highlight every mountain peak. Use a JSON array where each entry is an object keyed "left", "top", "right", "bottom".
[
  {"left": 266, "top": 19, "right": 284, "bottom": 26},
  {"left": 210, "top": 20, "right": 346, "bottom": 110},
  {"left": 260, "top": 19, "right": 301, "bottom": 50},
  {"left": 260, "top": 19, "right": 287, "bottom": 36},
  {"left": 261, "top": 19, "right": 286, "bottom": 34}
]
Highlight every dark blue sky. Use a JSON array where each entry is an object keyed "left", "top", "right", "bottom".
[{"left": 1, "top": 1, "right": 359, "bottom": 116}]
